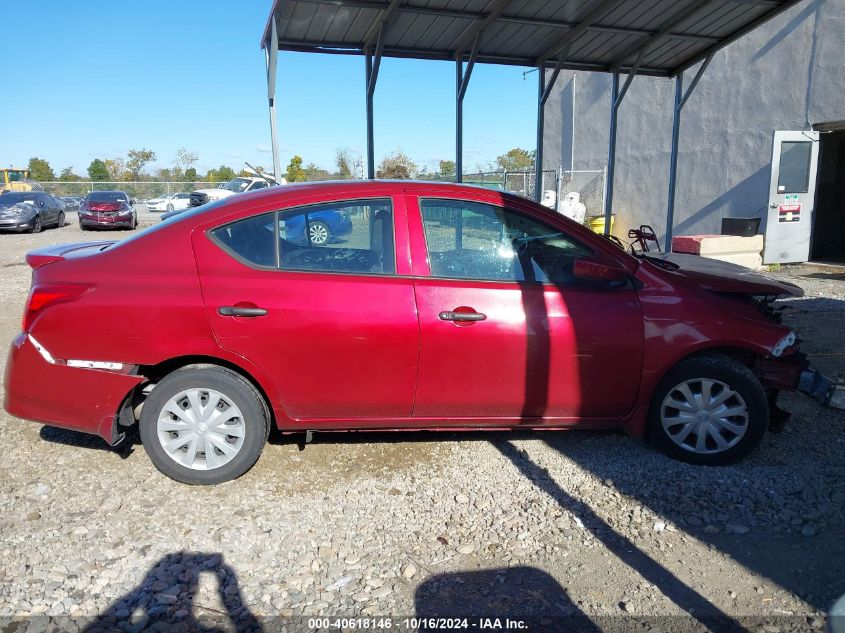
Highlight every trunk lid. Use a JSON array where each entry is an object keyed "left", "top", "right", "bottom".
[
  {"left": 643, "top": 252, "right": 803, "bottom": 297},
  {"left": 26, "top": 241, "right": 115, "bottom": 269}
]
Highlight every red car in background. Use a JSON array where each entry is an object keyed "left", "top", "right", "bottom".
[
  {"left": 78, "top": 190, "right": 137, "bottom": 230},
  {"left": 3, "top": 181, "right": 812, "bottom": 484}
]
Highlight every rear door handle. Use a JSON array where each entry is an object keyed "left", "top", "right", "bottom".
[
  {"left": 218, "top": 306, "right": 268, "bottom": 317},
  {"left": 439, "top": 310, "right": 487, "bottom": 322}
]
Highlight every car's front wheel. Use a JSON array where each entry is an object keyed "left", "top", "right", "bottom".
[
  {"left": 647, "top": 352, "right": 768, "bottom": 465},
  {"left": 139, "top": 365, "right": 269, "bottom": 484},
  {"left": 30, "top": 214, "right": 42, "bottom": 234},
  {"left": 57, "top": 211, "right": 65, "bottom": 227},
  {"left": 166, "top": 204, "right": 174, "bottom": 212}
]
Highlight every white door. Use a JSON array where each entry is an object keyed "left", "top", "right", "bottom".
[{"left": 763, "top": 130, "right": 820, "bottom": 264}]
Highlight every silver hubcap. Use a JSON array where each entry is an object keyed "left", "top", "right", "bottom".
[
  {"left": 660, "top": 378, "right": 748, "bottom": 454},
  {"left": 157, "top": 388, "right": 246, "bottom": 470},
  {"left": 309, "top": 223, "right": 328, "bottom": 244}
]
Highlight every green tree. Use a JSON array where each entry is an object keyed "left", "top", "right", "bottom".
[
  {"left": 496, "top": 147, "right": 533, "bottom": 172},
  {"left": 437, "top": 159, "right": 456, "bottom": 181},
  {"left": 87, "top": 159, "right": 110, "bottom": 181},
  {"left": 286, "top": 155, "right": 306, "bottom": 182},
  {"left": 126, "top": 148, "right": 157, "bottom": 178},
  {"left": 206, "top": 165, "right": 235, "bottom": 182},
  {"left": 59, "top": 166, "right": 81, "bottom": 181},
  {"left": 335, "top": 149, "right": 354, "bottom": 179},
  {"left": 184, "top": 167, "right": 197, "bottom": 182},
  {"left": 104, "top": 157, "right": 126, "bottom": 180},
  {"left": 28, "top": 157, "right": 55, "bottom": 181},
  {"left": 155, "top": 167, "right": 173, "bottom": 181},
  {"left": 377, "top": 149, "right": 417, "bottom": 179},
  {"left": 303, "top": 163, "right": 331, "bottom": 181}
]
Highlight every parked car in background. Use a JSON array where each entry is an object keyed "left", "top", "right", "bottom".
[
  {"left": 0, "top": 191, "right": 65, "bottom": 233},
  {"left": 189, "top": 176, "right": 279, "bottom": 208},
  {"left": 147, "top": 193, "right": 191, "bottom": 213},
  {"left": 281, "top": 208, "right": 353, "bottom": 245},
  {"left": 78, "top": 191, "right": 137, "bottom": 230},
  {"left": 57, "top": 196, "right": 83, "bottom": 212}
]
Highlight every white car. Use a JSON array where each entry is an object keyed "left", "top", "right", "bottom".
[
  {"left": 189, "top": 176, "right": 282, "bottom": 207},
  {"left": 146, "top": 193, "right": 191, "bottom": 213}
]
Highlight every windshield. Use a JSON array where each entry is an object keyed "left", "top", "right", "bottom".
[
  {"left": 88, "top": 192, "right": 127, "bottom": 202},
  {"left": 219, "top": 178, "right": 251, "bottom": 193},
  {"left": 4, "top": 170, "right": 27, "bottom": 182},
  {"left": 0, "top": 192, "right": 36, "bottom": 204}
]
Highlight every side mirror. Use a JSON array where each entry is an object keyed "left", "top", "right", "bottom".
[{"left": 573, "top": 256, "right": 628, "bottom": 284}]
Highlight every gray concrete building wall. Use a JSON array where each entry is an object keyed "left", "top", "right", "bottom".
[{"left": 542, "top": 0, "right": 845, "bottom": 243}]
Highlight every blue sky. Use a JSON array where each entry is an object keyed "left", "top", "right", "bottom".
[{"left": 1, "top": 1, "right": 537, "bottom": 177}]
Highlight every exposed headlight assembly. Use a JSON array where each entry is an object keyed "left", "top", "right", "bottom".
[{"left": 772, "top": 331, "right": 797, "bottom": 357}]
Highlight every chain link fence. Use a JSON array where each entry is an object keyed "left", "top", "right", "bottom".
[
  {"left": 39, "top": 171, "right": 607, "bottom": 215},
  {"left": 39, "top": 182, "right": 223, "bottom": 201},
  {"left": 458, "top": 169, "right": 606, "bottom": 216}
]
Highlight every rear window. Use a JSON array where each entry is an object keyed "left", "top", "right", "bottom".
[
  {"left": 0, "top": 193, "right": 36, "bottom": 204},
  {"left": 88, "top": 192, "right": 127, "bottom": 202}
]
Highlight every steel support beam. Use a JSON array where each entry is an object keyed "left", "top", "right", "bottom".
[
  {"left": 664, "top": 53, "right": 713, "bottom": 250},
  {"left": 603, "top": 73, "right": 620, "bottom": 234},
  {"left": 456, "top": 60, "right": 464, "bottom": 183},
  {"left": 455, "top": 36, "right": 481, "bottom": 184},
  {"left": 535, "top": 66, "right": 546, "bottom": 202},
  {"left": 364, "top": 25, "right": 385, "bottom": 179},
  {"left": 265, "top": 18, "right": 282, "bottom": 184},
  {"left": 365, "top": 52, "right": 375, "bottom": 179}
]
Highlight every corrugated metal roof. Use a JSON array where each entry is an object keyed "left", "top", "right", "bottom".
[{"left": 262, "top": 0, "right": 802, "bottom": 77}]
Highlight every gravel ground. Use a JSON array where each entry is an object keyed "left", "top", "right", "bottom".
[{"left": 0, "top": 214, "right": 843, "bottom": 632}]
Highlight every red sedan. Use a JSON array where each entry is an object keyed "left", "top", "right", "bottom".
[{"left": 4, "top": 182, "right": 810, "bottom": 484}]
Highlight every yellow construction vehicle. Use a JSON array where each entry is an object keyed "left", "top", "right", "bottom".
[{"left": 1, "top": 168, "right": 42, "bottom": 193}]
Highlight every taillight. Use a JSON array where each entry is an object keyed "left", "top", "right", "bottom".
[{"left": 23, "top": 283, "right": 93, "bottom": 331}]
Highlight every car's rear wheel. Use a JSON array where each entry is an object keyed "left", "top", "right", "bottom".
[
  {"left": 647, "top": 353, "right": 768, "bottom": 465},
  {"left": 57, "top": 211, "right": 65, "bottom": 227},
  {"left": 308, "top": 220, "right": 330, "bottom": 246},
  {"left": 139, "top": 365, "right": 268, "bottom": 484},
  {"left": 30, "top": 215, "right": 42, "bottom": 234}
]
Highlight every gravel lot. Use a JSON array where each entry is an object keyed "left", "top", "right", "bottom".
[{"left": 0, "top": 210, "right": 843, "bottom": 631}]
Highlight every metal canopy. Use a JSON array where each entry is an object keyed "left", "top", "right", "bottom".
[
  {"left": 261, "top": 0, "right": 800, "bottom": 243},
  {"left": 262, "top": 0, "right": 799, "bottom": 77}
]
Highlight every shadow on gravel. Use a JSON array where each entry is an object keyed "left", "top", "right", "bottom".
[
  {"left": 495, "top": 440, "right": 745, "bottom": 632},
  {"left": 39, "top": 426, "right": 136, "bottom": 459},
  {"left": 84, "top": 552, "right": 260, "bottom": 632},
  {"left": 415, "top": 566, "right": 599, "bottom": 631}
]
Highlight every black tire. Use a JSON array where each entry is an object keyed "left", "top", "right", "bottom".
[
  {"left": 79, "top": 221, "right": 89, "bottom": 231},
  {"left": 647, "top": 352, "right": 768, "bottom": 465},
  {"left": 30, "top": 214, "right": 42, "bottom": 234},
  {"left": 139, "top": 365, "right": 269, "bottom": 485},
  {"left": 129, "top": 213, "right": 137, "bottom": 230},
  {"left": 57, "top": 211, "right": 65, "bottom": 227},
  {"left": 308, "top": 220, "right": 331, "bottom": 246}
]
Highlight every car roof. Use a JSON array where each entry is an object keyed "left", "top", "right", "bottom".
[{"left": 235, "top": 179, "right": 526, "bottom": 202}]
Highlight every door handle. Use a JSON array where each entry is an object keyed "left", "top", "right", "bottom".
[
  {"left": 770, "top": 203, "right": 779, "bottom": 209},
  {"left": 218, "top": 306, "right": 268, "bottom": 317},
  {"left": 439, "top": 310, "right": 487, "bottom": 322}
]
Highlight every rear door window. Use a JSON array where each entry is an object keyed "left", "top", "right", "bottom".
[{"left": 210, "top": 198, "right": 395, "bottom": 275}]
